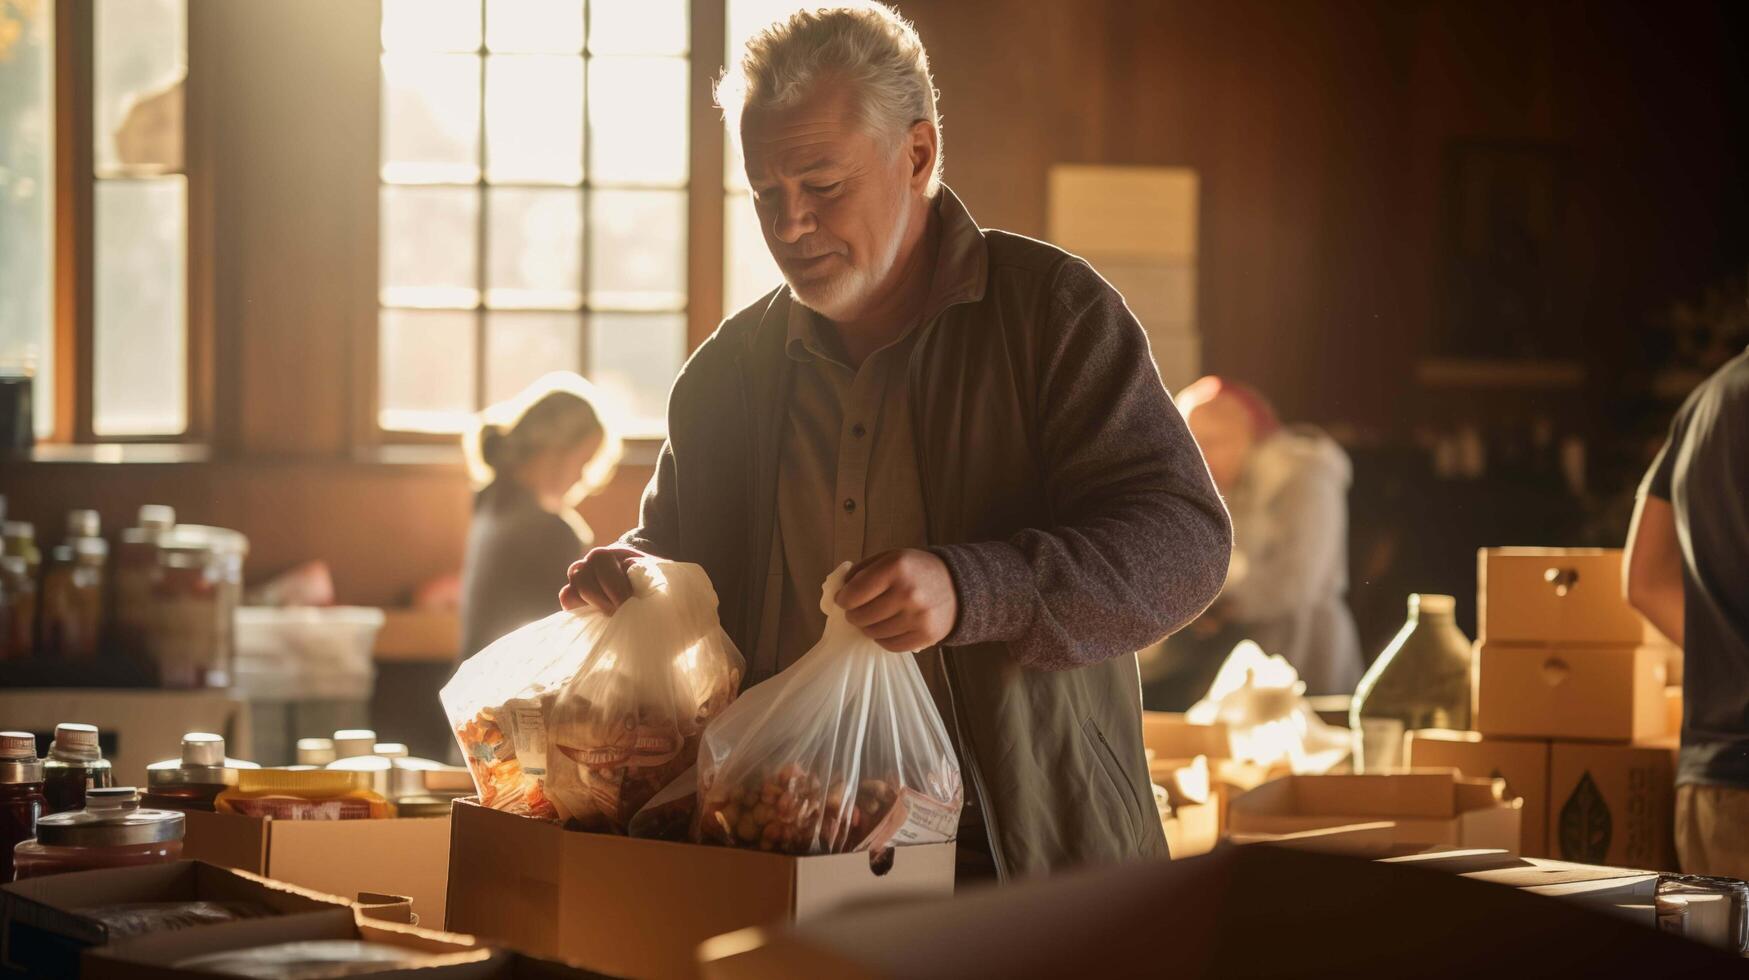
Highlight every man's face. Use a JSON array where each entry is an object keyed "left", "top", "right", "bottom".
[
  {"left": 741, "top": 83, "right": 922, "bottom": 322},
  {"left": 1185, "top": 395, "right": 1255, "bottom": 495}
]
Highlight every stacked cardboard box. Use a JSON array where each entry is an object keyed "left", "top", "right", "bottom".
[{"left": 1407, "top": 548, "right": 1681, "bottom": 869}]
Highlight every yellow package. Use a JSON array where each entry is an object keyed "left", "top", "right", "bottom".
[{"left": 214, "top": 768, "right": 394, "bottom": 820}]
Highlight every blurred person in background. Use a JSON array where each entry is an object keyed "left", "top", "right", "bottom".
[
  {"left": 1625, "top": 345, "right": 1749, "bottom": 880},
  {"left": 1144, "top": 376, "right": 1362, "bottom": 705},
  {"left": 460, "top": 373, "right": 621, "bottom": 661}
]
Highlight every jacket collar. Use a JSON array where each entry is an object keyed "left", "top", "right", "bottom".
[{"left": 745, "top": 184, "right": 989, "bottom": 358}]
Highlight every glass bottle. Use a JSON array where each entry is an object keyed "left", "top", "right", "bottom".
[
  {"left": 65, "top": 509, "right": 101, "bottom": 543},
  {"left": 0, "top": 555, "right": 35, "bottom": 661},
  {"left": 0, "top": 522, "right": 39, "bottom": 581},
  {"left": 113, "top": 504, "right": 175, "bottom": 666},
  {"left": 43, "top": 723, "right": 115, "bottom": 814},
  {"left": 142, "top": 733, "right": 259, "bottom": 812},
  {"left": 1350, "top": 594, "right": 1473, "bottom": 773},
  {"left": 13, "top": 786, "right": 184, "bottom": 879},
  {"left": 0, "top": 730, "right": 47, "bottom": 882}
]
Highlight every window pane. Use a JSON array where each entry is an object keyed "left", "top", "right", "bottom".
[
  {"left": 588, "top": 189, "right": 685, "bottom": 311},
  {"left": 382, "top": 0, "right": 481, "bottom": 52},
  {"left": 486, "top": 311, "right": 581, "bottom": 404},
  {"left": 485, "top": 55, "right": 583, "bottom": 184},
  {"left": 94, "top": 0, "right": 185, "bottom": 176},
  {"left": 487, "top": 187, "right": 582, "bottom": 309},
  {"left": 587, "top": 57, "right": 687, "bottom": 186},
  {"left": 381, "top": 185, "right": 480, "bottom": 307},
  {"left": 725, "top": 192, "right": 782, "bottom": 314},
  {"left": 589, "top": 0, "right": 688, "bottom": 56},
  {"left": 380, "top": 309, "right": 477, "bottom": 431},
  {"left": 727, "top": 0, "right": 806, "bottom": 54},
  {"left": 381, "top": 53, "right": 481, "bottom": 183},
  {"left": 586, "top": 312, "right": 683, "bottom": 436},
  {"left": 93, "top": 178, "right": 187, "bottom": 436},
  {"left": 0, "top": 0, "right": 55, "bottom": 437},
  {"left": 486, "top": 0, "right": 582, "bottom": 54}
]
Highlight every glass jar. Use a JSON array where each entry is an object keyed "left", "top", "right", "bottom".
[
  {"left": 147, "top": 526, "right": 246, "bottom": 689},
  {"left": 0, "top": 731, "right": 46, "bottom": 882},
  {"left": 113, "top": 505, "right": 175, "bottom": 666},
  {"left": 43, "top": 723, "right": 115, "bottom": 815},
  {"left": 1, "top": 521, "right": 39, "bottom": 581},
  {"left": 143, "top": 733, "right": 259, "bottom": 812},
  {"left": 1350, "top": 594, "right": 1474, "bottom": 773},
  {"left": 0, "top": 555, "right": 35, "bottom": 661},
  {"left": 39, "top": 539, "right": 105, "bottom": 662},
  {"left": 13, "top": 786, "right": 184, "bottom": 879}
]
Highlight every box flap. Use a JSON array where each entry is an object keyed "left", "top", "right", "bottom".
[
  {"left": 265, "top": 815, "right": 453, "bottom": 929},
  {"left": 1235, "top": 772, "right": 1472, "bottom": 821},
  {"left": 181, "top": 808, "right": 271, "bottom": 873}
]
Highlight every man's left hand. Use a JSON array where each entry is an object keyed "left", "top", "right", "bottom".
[{"left": 836, "top": 549, "right": 958, "bottom": 652}]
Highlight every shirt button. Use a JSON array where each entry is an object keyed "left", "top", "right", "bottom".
[
  {"left": 851, "top": 422, "right": 867, "bottom": 438},
  {"left": 843, "top": 498, "right": 857, "bottom": 513}
]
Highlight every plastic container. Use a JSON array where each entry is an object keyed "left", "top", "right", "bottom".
[
  {"left": 295, "top": 738, "right": 337, "bottom": 767},
  {"left": 214, "top": 768, "right": 393, "bottom": 820},
  {"left": 233, "top": 607, "right": 384, "bottom": 701},
  {"left": 43, "top": 722, "right": 115, "bottom": 814},
  {"left": 143, "top": 733, "right": 260, "bottom": 812},
  {"left": 13, "top": 786, "right": 184, "bottom": 879},
  {"left": 332, "top": 730, "right": 378, "bottom": 760},
  {"left": 0, "top": 731, "right": 46, "bottom": 882}
]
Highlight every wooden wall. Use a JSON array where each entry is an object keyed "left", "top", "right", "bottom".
[{"left": 6, "top": 0, "right": 1744, "bottom": 606}]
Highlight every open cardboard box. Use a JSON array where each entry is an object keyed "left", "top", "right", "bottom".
[
  {"left": 1473, "top": 640, "right": 1668, "bottom": 742},
  {"left": 1227, "top": 771, "right": 1522, "bottom": 853},
  {"left": 446, "top": 797, "right": 954, "bottom": 980},
  {"left": 1381, "top": 849, "right": 1661, "bottom": 913},
  {"left": 1407, "top": 729, "right": 1552, "bottom": 856},
  {"left": 182, "top": 808, "right": 453, "bottom": 927},
  {"left": 0, "top": 861, "right": 361, "bottom": 978},
  {"left": 85, "top": 904, "right": 600, "bottom": 979},
  {"left": 1141, "top": 711, "right": 1230, "bottom": 760}
]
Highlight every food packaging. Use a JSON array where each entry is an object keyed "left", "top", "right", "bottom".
[
  {"left": 694, "top": 564, "right": 962, "bottom": 855},
  {"left": 215, "top": 769, "right": 392, "bottom": 820},
  {"left": 442, "top": 559, "right": 743, "bottom": 832}
]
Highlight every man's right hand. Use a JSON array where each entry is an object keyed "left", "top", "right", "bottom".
[{"left": 559, "top": 545, "right": 649, "bottom": 615}]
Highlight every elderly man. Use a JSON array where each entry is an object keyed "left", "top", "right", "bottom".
[{"left": 562, "top": 3, "right": 1230, "bottom": 878}]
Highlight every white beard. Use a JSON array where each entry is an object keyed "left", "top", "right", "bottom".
[{"left": 784, "top": 204, "right": 911, "bottom": 323}]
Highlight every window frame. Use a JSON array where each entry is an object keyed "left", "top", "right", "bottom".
[
  {"left": 48, "top": 0, "right": 213, "bottom": 447},
  {"left": 366, "top": 0, "right": 728, "bottom": 448}
]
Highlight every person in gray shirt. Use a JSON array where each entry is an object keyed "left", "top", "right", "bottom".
[{"left": 1625, "top": 345, "right": 1749, "bottom": 880}]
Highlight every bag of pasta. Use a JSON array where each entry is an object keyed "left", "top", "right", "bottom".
[
  {"left": 441, "top": 559, "right": 743, "bottom": 830},
  {"left": 694, "top": 562, "right": 963, "bottom": 855}
]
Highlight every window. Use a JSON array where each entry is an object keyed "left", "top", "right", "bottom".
[
  {"left": 0, "top": 0, "right": 55, "bottom": 438},
  {"left": 91, "top": 0, "right": 189, "bottom": 436},
  {"left": 721, "top": 0, "right": 789, "bottom": 315},
  {"left": 378, "top": 0, "right": 691, "bottom": 438}
]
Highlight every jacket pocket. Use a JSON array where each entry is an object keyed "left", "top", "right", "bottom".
[{"left": 1081, "top": 717, "right": 1144, "bottom": 846}]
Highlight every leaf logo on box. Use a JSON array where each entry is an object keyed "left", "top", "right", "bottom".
[{"left": 1558, "top": 771, "right": 1611, "bottom": 863}]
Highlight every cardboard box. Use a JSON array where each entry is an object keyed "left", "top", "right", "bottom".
[
  {"left": 1473, "top": 640, "right": 1668, "bottom": 742},
  {"left": 446, "top": 798, "right": 955, "bottom": 980},
  {"left": 1141, "top": 711, "right": 1230, "bottom": 761},
  {"left": 1665, "top": 685, "right": 1683, "bottom": 737},
  {"left": 1227, "top": 772, "right": 1522, "bottom": 852},
  {"left": 1406, "top": 729, "right": 1552, "bottom": 856},
  {"left": 1381, "top": 849, "right": 1661, "bottom": 911},
  {"left": 1478, "top": 548, "right": 1664, "bottom": 645},
  {"left": 1547, "top": 740, "right": 1678, "bottom": 871},
  {"left": 1162, "top": 798, "right": 1220, "bottom": 858},
  {"left": 0, "top": 861, "right": 353, "bottom": 978},
  {"left": 181, "top": 809, "right": 453, "bottom": 928},
  {"left": 85, "top": 905, "right": 595, "bottom": 979},
  {"left": 0, "top": 689, "right": 250, "bottom": 786}
]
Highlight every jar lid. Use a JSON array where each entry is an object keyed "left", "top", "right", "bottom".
[
  {"left": 138, "top": 504, "right": 176, "bottom": 530},
  {"left": 2, "top": 521, "right": 33, "bottom": 541},
  {"left": 372, "top": 743, "right": 409, "bottom": 759},
  {"left": 332, "top": 730, "right": 378, "bottom": 759},
  {"left": 66, "top": 509, "right": 101, "bottom": 540},
  {"left": 50, "top": 723, "right": 101, "bottom": 761},
  {"left": 295, "top": 738, "right": 336, "bottom": 766},
  {"left": 74, "top": 537, "right": 109, "bottom": 561},
  {"left": 36, "top": 786, "right": 185, "bottom": 847},
  {"left": 147, "top": 733, "right": 259, "bottom": 786},
  {"left": 0, "top": 731, "right": 42, "bottom": 783}
]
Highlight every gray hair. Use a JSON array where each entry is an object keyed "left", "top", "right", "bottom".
[{"left": 717, "top": 3, "right": 943, "bottom": 196}]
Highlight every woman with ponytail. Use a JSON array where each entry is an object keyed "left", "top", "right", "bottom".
[{"left": 459, "top": 373, "right": 622, "bottom": 661}]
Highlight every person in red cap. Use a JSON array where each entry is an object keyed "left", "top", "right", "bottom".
[{"left": 1147, "top": 376, "right": 1362, "bottom": 701}]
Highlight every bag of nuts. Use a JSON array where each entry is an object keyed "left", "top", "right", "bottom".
[
  {"left": 442, "top": 559, "right": 744, "bottom": 830},
  {"left": 694, "top": 563, "right": 964, "bottom": 855}
]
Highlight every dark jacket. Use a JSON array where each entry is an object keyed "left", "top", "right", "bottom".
[{"left": 624, "top": 187, "right": 1232, "bottom": 877}]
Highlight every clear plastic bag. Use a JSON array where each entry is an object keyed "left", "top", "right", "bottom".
[
  {"left": 441, "top": 559, "right": 743, "bottom": 831},
  {"left": 694, "top": 562, "right": 963, "bottom": 854}
]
